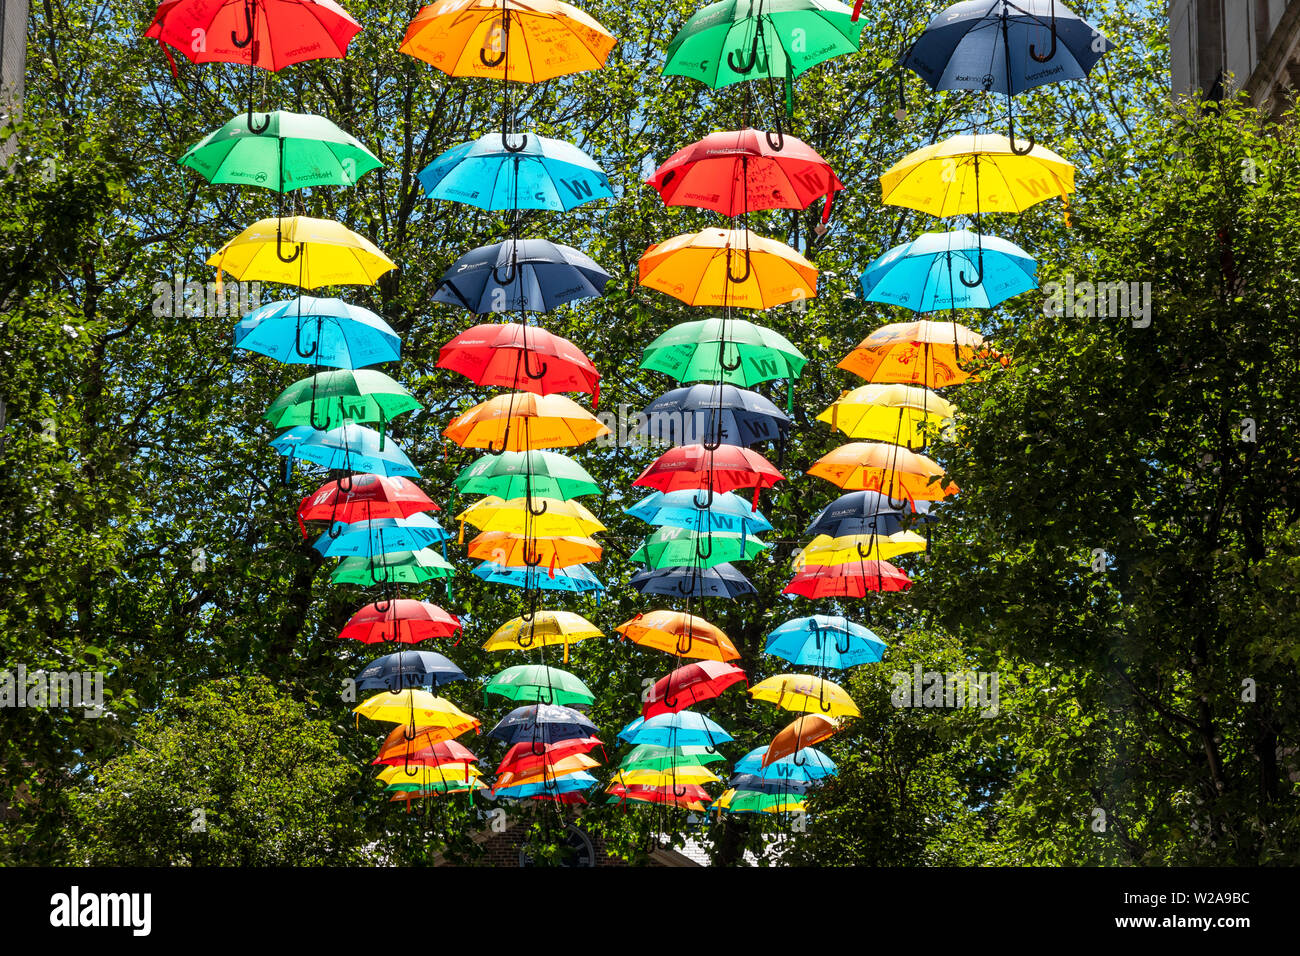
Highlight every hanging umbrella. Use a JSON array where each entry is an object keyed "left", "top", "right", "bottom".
[
  {"left": 457, "top": 495, "right": 605, "bottom": 537},
  {"left": 444, "top": 392, "right": 609, "bottom": 450},
  {"left": 331, "top": 548, "right": 456, "bottom": 586},
  {"left": 631, "top": 526, "right": 766, "bottom": 570},
  {"left": 615, "top": 610, "right": 740, "bottom": 661},
  {"left": 749, "top": 674, "right": 860, "bottom": 717},
  {"left": 235, "top": 296, "right": 400, "bottom": 369},
  {"left": 606, "top": 782, "right": 713, "bottom": 809},
  {"left": 618, "top": 711, "right": 733, "bottom": 748},
  {"left": 314, "top": 514, "right": 451, "bottom": 558},
  {"left": 729, "top": 773, "right": 815, "bottom": 795},
  {"left": 809, "top": 441, "right": 958, "bottom": 500},
  {"left": 420, "top": 131, "right": 613, "bottom": 211},
  {"left": 859, "top": 229, "right": 1038, "bottom": 311},
  {"left": 647, "top": 127, "right": 842, "bottom": 220},
  {"left": 629, "top": 563, "right": 757, "bottom": 599},
  {"left": 626, "top": 490, "right": 772, "bottom": 536},
  {"left": 610, "top": 766, "right": 721, "bottom": 787},
  {"left": 380, "top": 764, "right": 482, "bottom": 790},
  {"left": 472, "top": 562, "right": 605, "bottom": 594},
  {"left": 783, "top": 560, "right": 913, "bottom": 597},
  {"left": 355, "top": 650, "right": 467, "bottom": 691},
  {"left": 271, "top": 422, "right": 418, "bottom": 478},
  {"left": 208, "top": 216, "right": 396, "bottom": 289},
  {"left": 265, "top": 369, "right": 421, "bottom": 431},
  {"left": 497, "top": 736, "right": 604, "bottom": 772},
  {"left": 454, "top": 450, "right": 600, "bottom": 500},
  {"left": 763, "top": 713, "right": 839, "bottom": 766},
  {"left": 619, "top": 744, "right": 727, "bottom": 771},
  {"left": 298, "top": 474, "right": 438, "bottom": 538},
  {"left": 467, "top": 531, "right": 602, "bottom": 569},
  {"left": 495, "top": 751, "right": 601, "bottom": 780},
  {"left": 765, "top": 615, "right": 887, "bottom": 668},
  {"left": 637, "top": 383, "right": 789, "bottom": 447},
  {"left": 641, "top": 317, "right": 806, "bottom": 386},
  {"left": 818, "top": 384, "right": 955, "bottom": 447},
  {"left": 643, "top": 661, "right": 747, "bottom": 718},
  {"left": 434, "top": 238, "right": 609, "bottom": 313},
  {"left": 634, "top": 444, "right": 784, "bottom": 500},
  {"left": 400, "top": 0, "right": 616, "bottom": 82},
  {"left": 371, "top": 739, "right": 479, "bottom": 770},
  {"left": 494, "top": 772, "right": 599, "bottom": 799},
  {"left": 179, "top": 110, "right": 381, "bottom": 191},
  {"left": 485, "top": 665, "right": 594, "bottom": 706},
  {"left": 354, "top": 689, "right": 477, "bottom": 729},
  {"left": 806, "top": 490, "right": 934, "bottom": 539},
  {"left": 713, "top": 788, "right": 805, "bottom": 813},
  {"left": 792, "top": 530, "right": 928, "bottom": 568},
  {"left": 438, "top": 323, "right": 600, "bottom": 399},
  {"left": 734, "top": 744, "right": 837, "bottom": 777},
  {"left": 339, "top": 599, "right": 462, "bottom": 645},
  {"left": 639, "top": 227, "right": 816, "bottom": 309},
  {"left": 486, "top": 703, "right": 599, "bottom": 747},
  {"left": 838, "top": 320, "right": 997, "bottom": 387},
  {"left": 375, "top": 723, "right": 481, "bottom": 767},
  {"left": 484, "top": 611, "right": 601, "bottom": 665}
]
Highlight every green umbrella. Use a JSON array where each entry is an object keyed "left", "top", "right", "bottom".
[
  {"left": 452, "top": 451, "right": 601, "bottom": 501},
  {"left": 631, "top": 526, "right": 767, "bottom": 569},
  {"left": 179, "top": 110, "right": 383, "bottom": 193},
  {"left": 716, "top": 788, "right": 805, "bottom": 813},
  {"left": 265, "top": 369, "right": 421, "bottom": 432},
  {"left": 484, "top": 665, "right": 594, "bottom": 707},
  {"left": 641, "top": 317, "right": 807, "bottom": 387},
  {"left": 332, "top": 549, "right": 455, "bottom": 586},
  {"left": 664, "top": 0, "right": 864, "bottom": 111},
  {"left": 620, "top": 744, "right": 727, "bottom": 773}
]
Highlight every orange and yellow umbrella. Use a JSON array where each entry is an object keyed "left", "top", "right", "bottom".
[
  {"left": 444, "top": 392, "right": 609, "bottom": 450},
  {"left": 838, "top": 320, "right": 998, "bottom": 388},
  {"left": 818, "top": 383, "right": 955, "bottom": 447},
  {"left": 615, "top": 609, "right": 739, "bottom": 661},
  {"left": 467, "top": 531, "right": 602, "bottom": 568},
  {"left": 639, "top": 228, "right": 817, "bottom": 309},
  {"left": 809, "top": 442, "right": 959, "bottom": 500}
]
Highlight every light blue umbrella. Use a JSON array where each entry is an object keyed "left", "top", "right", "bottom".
[
  {"left": 765, "top": 615, "right": 888, "bottom": 668},
  {"left": 733, "top": 745, "right": 837, "bottom": 779},
  {"left": 471, "top": 562, "right": 605, "bottom": 594},
  {"left": 234, "top": 296, "right": 400, "bottom": 369},
  {"left": 271, "top": 422, "right": 419, "bottom": 479},
  {"left": 418, "top": 132, "right": 614, "bottom": 212},
  {"left": 618, "top": 710, "right": 733, "bottom": 748},
  {"left": 493, "top": 772, "right": 598, "bottom": 800},
  {"left": 314, "top": 514, "right": 451, "bottom": 557},
  {"left": 859, "top": 229, "right": 1037, "bottom": 311},
  {"left": 625, "top": 490, "right": 772, "bottom": 535}
]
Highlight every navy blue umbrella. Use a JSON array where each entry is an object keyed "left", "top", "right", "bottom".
[
  {"left": 807, "top": 491, "right": 934, "bottom": 538},
  {"left": 729, "top": 773, "right": 815, "bottom": 796},
  {"left": 433, "top": 238, "right": 610, "bottom": 314},
  {"left": 629, "top": 563, "right": 757, "bottom": 600},
  {"left": 486, "top": 703, "right": 598, "bottom": 747},
  {"left": 637, "top": 383, "right": 790, "bottom": 448},
  {"left": 354, "top": 650, "right": 467, "bottom": 692}
]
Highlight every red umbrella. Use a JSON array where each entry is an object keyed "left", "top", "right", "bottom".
[
  {"left": 298, "top": 473, "right": 438, "bottom": 537},
  {"left": 338, "top": 600, "right": 462, "bottom": 645},
  {"left": 633, "top": 444, "right": 784, "bottom": 507},
  {"left": 497, "top": 737, "right": 605, "bottom": 772},
  {"left": 438, "top": 323, "right": 601, "bottom": 406},
  {"left": 646, "top": 128, "right": 844, "bottom": 223},
  {"left": 371, "top": 739, "right": 478, "bottom": 769},
  {"left": 495, "top": 748, "right": 601, "bottom": 779},
  {"left": 608, "top": 783, "right": 713, "bottom": 807},
  {"left": 783, "top": 560, "right": 912, "bottom": 598},
  {"left": 643, "top": 661, "right": 747, "bottom": 719}
]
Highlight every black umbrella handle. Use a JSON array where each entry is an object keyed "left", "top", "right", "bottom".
[
  {"left": 1029, "top": 0, "right": 1058, "bottom": 63},
  {"left": 232, "top": 0, "right": 255, "bottom": 47},
  {"left": 727, "top": 16, "right": 762, "bottom": 74}
]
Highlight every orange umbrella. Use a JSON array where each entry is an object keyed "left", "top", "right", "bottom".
[
  {"left": 467, "top": 531, "right": 602, "bottom": 568},
  {"left": 762, "top": 714, "right": 840, "bottom": 768},
  {"left": 639, "top": 228, "right": 817, "bottom": 309},
  {"left": 615, "top": 610, "right": 739, "bottom": 661},
  {"left": 444, "top": 392, "right": 610, "bottom": 450},
  {"left": 493, "top": 753, "right": 598, "bottom": 789},
  {"left": 808, "top": 441, "right": 959, "bottom": 501},
  {"left": 838, "top": 320, "right": 1000, "bottom": 387}
]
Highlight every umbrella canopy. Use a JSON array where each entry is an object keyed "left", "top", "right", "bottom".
[
  {"left": 484, "top": 610, "right": 602, "bottom": 662},
  {"left": 838, "top": 320, "right": 996, "bottom": 387},
  {"left": 729, "top": 773, "right": 814, "bottom": 795},
  {"left": 457, "top": 495, "right": 605, "bottom": 537},
  {"left": 375, "top": 723, "right": 481, "bottom": 764},
  {"left": 339, "top": 599, "right": 462, "bottom": 645},
  {"left": 438, "top": 323, "right": 599, "bottom": 398},
  {"left": 434, "top": 238, "right": 610, "bottom": 313},
  {"left": 806, "top": 491, "right": 935, "bottom": 539},
  {"left": 643, "top": 661, "right": 748, "bottom": 718},
  {"left": 818, "top": 384, "right": 955, "bottom": 447},
  {"left": 454, "top": 450, "right": 600, "bottom": 500},
  {"left": 420, "top": 131, "right": 613, "bottom": 211},
  {"left": 265, "top": 369, "right": 421, "bottom": 431},
  {"left": 611, "top": 766, "right": 721, "bottom": 787},
  {"left": 495, "top": 751, "right": 601, "bottom": 780},
  {"left": 880, "top": 133, "right": 1075, "bottom": 216},
  {"left": 714, "top": 788, "right": 805, "bottom": 813},
  {"left": 467, "top": 531, "right": 602, "bottom": 568},
  {"left": 763, "top": 713, "right": 839, "bottom": 766},
  {"left": 331, "top": 548, "right": 456, "bottom": 586},
  {"left": 639, "top": 227, "right": 816, "bottom": 309},
  {"left": 765, "top": 615, "right": 888, "bottom": 668},
  {"left": 629, "top": 563, "right": 757, "bottom": 599},
  {"left": 271, "top": 422, "right": 419, "bottom": 478},
  {"left": 616, "top": 610, "right": 740, "bottom": 661},
  {"left": 809, "top": 441, "right": 958, "bottom": 499},
  {"left": 606, "top": 783, "right": 714, "bottom": 808},
  {"left": 371, "top": 739, "right": 479, "bottom": 769},
  {"left": 619, "top": 744, "right": 727, "bottom": 771},
  {"left": 314, "top": 514, "right": 451, "bottom": 558},
  {"left": 485, "top": 664, "right": 594, "bottom": 706},
  {"left": 634, "top": 444, "right": 784, "bottom": 499},
  {"left": 859, "top": 229, "right": 1038, "bottom": 312},
  {"left": 631, "top": 526, "right": 766, "bottom": 570},
  {"left": 472, "top": 561, "right": 605, "bottom": 593},
  {"left": 626, "top": 490, "right": 773, "bottom": 535},
  {"left": 179, "top": 110, "right": 381, "bottom": 192},
  {"left": 354, "top": 689, "right": 477, "bottom": 728},
  {"left": 750, "top": 674, "right": 860, "bottom": 717},
  {"left": 146, "top": 0, "right": 362, "bottom": 71},
  {"left": 783, "top": 559, "right": 913, "bottom": 597},
  {"left": 235, "top": 296, "right": 400, "bottom": 369},
  {"left": 494, "top": 772, "right": 599, "bottom": 799},
  {"left": 298, "top": 474, "right": 438, "bottom": 537},
  {"left": 793, "top": 530, "right": 927, "bottom": 567},
  {"left": 637, "top": 383, "right": 789, "bottom": 447},
  {"left": 641, "top": 317, "right": 806, "bottom": 386},
  {"left": 445, "top": 392, "right": 609, "bottom": 450},
  {"left": 355, "top": 650, "right": 467, "bottom": 691},
  {"left": 647, "top": 127, "right": 842, "bottom": 220},
  {"left": 498, "top": 736, "right": 603, "bottom": 772},
  {"left": 735, "top": 744, "right": 837, "bottom": 777},
  {"left": 208, "top": 216, "right": 396, "bottom": 288},
  {"left": 400, "top": 0, "right": 616, "bottom": 82},
  {"left": 486, "top": 703, "right": 599, "bottom": 746},
  {"left": 618, "top": 711, "right": 733, "bottom": 748}
]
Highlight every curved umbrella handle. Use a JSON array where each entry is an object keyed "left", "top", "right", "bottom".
[
  {"left": 958, "top": 250, "right": 984, "bottom": 288},
  {"left": 516, "top": 625, "right": 535, "bottom": 648},
  {"left": 693, "top": 485, "right": 715, "bottom": 510},
  {"left": 695, "top": 533, "right": 714, "bottom": 561},
  {"left": 293, "top": 316, "right": 320, "bottom": 358},
  {"left": 523, "top": 350, "right": 549, "bottom": 381},
  {"left": 328, "top": 520, "right": 344, "bottom": 539},
  {"left": 374, "top": 595, "right": 392, "bottom": 614},
  {"left": 818, "top": 681, "right": 833, "bottom": 713},
  {"left": 530, "top": 732, "right": 546, "bottom": 757},
  {"left": 662, "top": 688, "right": 679, "bottom": 710},
  {"left": 673, "top": 577, "right": 692, "bottom": 596},
  {"left": 718, "top": 339, "right": 743, "bottom": 372},
  {"left": 276, "top": 225, "right": 302, "bottom": 264},
  {"left": 1029, "top": 0, "right": 1058, "bottom": 63},
  {"left": 480, "top": 16, "right": 508, "bottom": 68},
  {"left": 726, "top": 21, "right": 761, "bottom": 74},
  {"left": 523, "top": 545, "right": 544, "bottom": 568},
  {"left": 337, "top": 472, "right": 354, "bottom": 495},
  {"left": 491, "top": 259, "right": 518, "bottom": 287},
  {"left": 855, "top": 541, "right": 871, "bottom": 561},
  {"left": 835, "top": 630, "right": 851, "bottom": 655},
  {"left": 726, "top": 247, "right": 751, "bottom": 284},
  {"left": 246, "top": 106, "right": 271, "bottom": 135},
  {"left": 1007, "top": 114, "right": 1036, "bottom": 155},
  {"left": 526, "top": 496, "right": 549, "bottom": 517},
  {"left": 672, "top": 781, "right": 688, "bottom": 797},
  {"left": 764, "top": 128, "right": 785, "bottom": 152},
  {"left": 791, "top": 748, "right": 808, "bottom": 766},
  {"left": 675, "top": 630, "right": 693, "bottom": 657},
  {"left": 231, "top": 0, "right": 255, "bottom": 48},
  {"left": 502, "top": 131, "right": 529, "bottom": 153},
  {"left": 536, "top": 683, "right": 554, "bottom": 705}
]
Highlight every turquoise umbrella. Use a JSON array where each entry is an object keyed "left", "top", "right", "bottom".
[
  {"left": 234, "top": 296, "right": 400, "bottom": 369},
  {"left": 270, "top": 422, "right": 419, "bottom": 479},
  {"left": 314, "top": 514, "right": 451, "bottom": 557},
  {"left": 859, "top": 229, "right": 1037, "bottom": 311},
  {"left": 471, "top": 562, "right": 605, "bottom": 594}
]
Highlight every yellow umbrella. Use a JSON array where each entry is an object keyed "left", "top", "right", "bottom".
[
  {"left": 377, "top": 764, "right": 483, "bottom": 786},
  {"left": 881, "top": 133, "right": 1075, "bottom": 218},
  {"left": 818, "top": 383, "right": 956, "bottom": 446},
  {"left": 467, "top": 531, "right": 602, "bottom": 569},
  {"left": 401, "top": 0, "right": 615, "bottom": 82},
  {"left": 611, "top": 766, "right": 720, "bottom": 788},
  {"left": 484, "top": 610, "right": 603, "bottom": 664},
  {"left": 456, "top": 495, "right": 606, "bottom": 538},
  {"left": 809, "top": 441, "right": 959, "bottom": 500},
  {"left": 749, "top": 674, "right": 860, "bottom": 718},
  {"left": 792, "top": 530, "right": 928, "bottom": 569},
  {"left": 639, "top": 228, "right": 817, "bottom": 309},
  {"left": 208, "top": 216, "right": 396, "bottom": 289},
  {"left": 353, "top": 690, "right": 478, "bottom": 729},
  {"left": 444, "top": 392, "right": 610, "bottom": 451}
]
